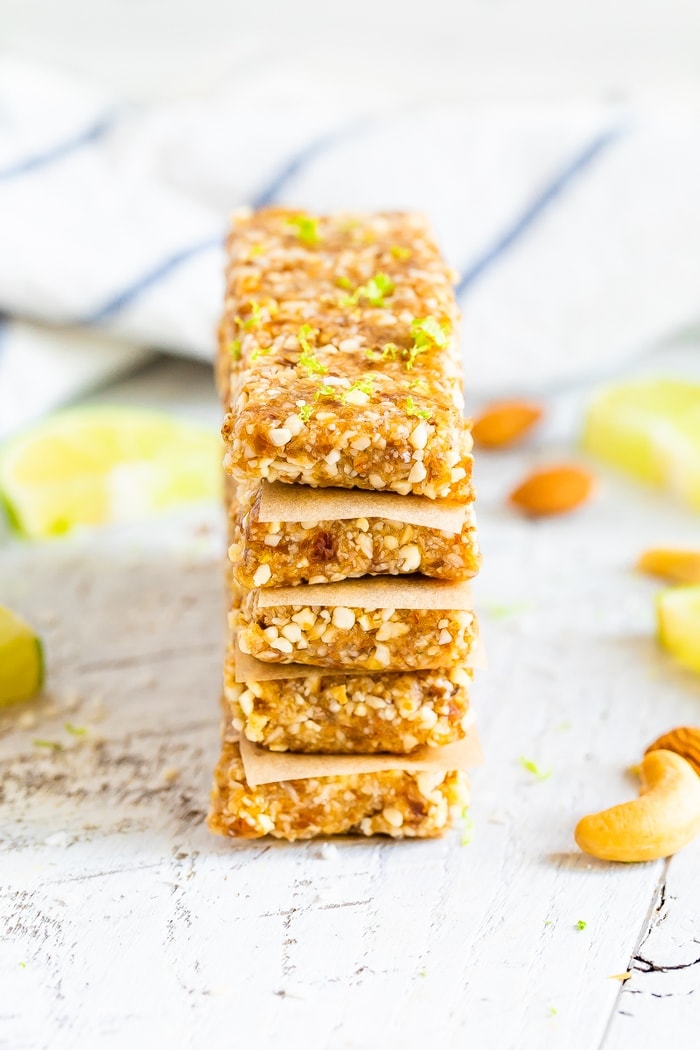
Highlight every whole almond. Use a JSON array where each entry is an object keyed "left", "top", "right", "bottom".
[
  {"left": 637, "top": 549, "right": 700, "bottom": 585},
  {"left": 509, "top": 464, "right": 595, "bottom": 517},
  {"left": 472, "top": 400, "right": 543, "bottom": 449},
  {"left": 646, "top": 727, "right": 700, "bottom": 776}
]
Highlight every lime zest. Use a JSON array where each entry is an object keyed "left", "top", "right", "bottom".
[
  {"left": 460, "top": 808, "right": 474, "bottom": 846},
  {"left": 297, "top": 325, "right": 327, "bottom": 376},
  {"left": 250, "top": 345, "right": 273, "bottom": 362},
  {"left": 315, "top": 377, "right": 373, "bottom": 405},
  {"left": 406, "top": 396, "right": 432, "bottom": 421},
  {"left": 297, "top": 404, "right": 313, "bottom": 423},
  {"left": 519, "top": 756, "right": 551, "bottom": 781},
  {"left": 287, "top": 214, "right": 320, "bottom": 246},
  {"left": 576, "top": 920, "right": 587, "bottom": 931},
  {"left": 390, "top": 245, "right": 411, "bottom": 260},
  {"left": 228, "top": 340, "right": 242, "bottom": 361},
  {"left": 65, "top": 722, "right": 87, "bottom": 737},
  {"left": 346, "top": 376, "right": 374, "bottom": 398},
  {"left": 341, "top": 272, "right": 395, "bottom": 309},
  {"left": 236, "top": 300, "right": 265, "bottom": 330},
  {"left": 406, "top": 316, "right": 450, "bottom": 370},
  {"left": 34, "top": 739, "right": 64, "bottom": 751}
]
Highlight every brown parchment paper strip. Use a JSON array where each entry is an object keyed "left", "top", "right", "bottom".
[
  {"left": 255, "top": 576, "right": 473, "bottom": 610},
  {"left": 234, "top": 630, "right": 487, "bottom": 682},
  {"left": 238, "top": 729, "right": 484, "bottom": 787},
  {"left": 258, "top": 480, "right": 469, "bottom": 532}
]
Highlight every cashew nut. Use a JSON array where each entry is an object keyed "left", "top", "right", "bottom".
[{"left": 575, "top": 750, "right": 700, "bottom": 862}]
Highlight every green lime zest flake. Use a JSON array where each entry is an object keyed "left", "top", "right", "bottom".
[
  {"left": 287, "top": 214, "right": 320, "bottom": 246},
  {"left": 19, "top": 961, "right": 27, "bottom": 969},
  {"left": 315, "top": 384, "right": 338, "bottom": 400},
  {"left": 347, "top": 376, "right": 374, "bottom": 397},
  {"left": 335, "top": 276, "right": 353, "bottom": 290},
  {"left": 390, "top": 245, "right": 411, "bottom": 260},
  {"left": 297, "top": 403, "right": 313, "bottom": 423},
  {"left": 236, "top": 301, "right": 264, "bottom": 330},
  {"left": 544, "top": 919, "right": 554, "bottom": 927},
  {"left": 519, "top": 756, "right": 551, "bottom": 781},
  {"left": 362, "top": 272, "right": 394, "bottom": 306},
  {"left": 64, "top": 722, "right": 87, "bottom": 737},
  {"left": 34, "top": 739, "right": 64, "bottom": 751},
  {"left": 576, "top": 919, "right": 587, "bottom": 931},
  {"left": 405, "top": 396, "right": 431, "bottom": 420},
  {"left": 228, "top": 339, "right": 242, "bottom": 361},
  {"left": 366, "top": 342, "right": 401, "bottom": 362},
  {"left": 339, "top": 272, "right": 395, "bottom": 308},
  {"left": 250, "top": 345, "right": 273, "bottom": 362},
  {"left": 297, "top": 324, "right": 328, "bottom": 376},
  {"left": 418, "top": 967, "right": 428, "bottom": 977},
  {"left": 406, "top": 316, "right": 450, "bottom": 369},
  {"left": 408, "top": 377, "right": 428, "bottom": 391},
  {"left": 549, "top": 1007, "right": 558, "bottom": 1017},
  {"left": 248, "top": 243, "right": 264, "bottom": 257},
  {"left": 460, "top": 808, "right": 474, "bottom": 846}
]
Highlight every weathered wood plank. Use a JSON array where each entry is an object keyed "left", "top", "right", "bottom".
[{"left": 1, "top": 445, "right": 699, "bottom": 1047}]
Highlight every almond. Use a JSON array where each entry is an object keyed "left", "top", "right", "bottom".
[
  {"left": 509, "top": 464, "right": 595, "bottom": 517},
  {"left": 637, "top": 549, "right": 700, "bottom": 585},
  {"left": 646, "top": 727, "right": 700, "bottom": 776},
  {"left": 472, "top": 400, "right": 543, "bottom": 449}
]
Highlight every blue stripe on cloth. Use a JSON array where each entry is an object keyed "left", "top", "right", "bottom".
[
  {"left": 81, "top": 235, "right": 225, "bottom": 324},
  {"left": 456, "top": 124, "right": 626, "bottom": 299},
  {"left": 79, "top": 120, "right": 367, "bottom": 326},
  {"left": 0, "top": 112, "right": 116, "bottom": 182}
]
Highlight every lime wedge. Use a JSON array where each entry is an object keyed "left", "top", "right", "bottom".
[
  {"left": 0, "top": 408, "right": 222, "bottom": 538},
  {"left": 657, "top": 586, "right": 700, "bottom": 674},
  {"left": 582, "top": 379, "right": 700, "bottom": 510},
  {"left": 0, "top": 607, "right": 44, "bottom": 706}
]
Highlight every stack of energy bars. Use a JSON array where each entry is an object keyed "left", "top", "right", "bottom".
[{"left": 208, "top": 208, "right": 481, "bottom": 841}]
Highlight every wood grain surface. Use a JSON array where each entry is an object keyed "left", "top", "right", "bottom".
[{"left": 2, "top": 384, "right": 700, "bottom": 1048}]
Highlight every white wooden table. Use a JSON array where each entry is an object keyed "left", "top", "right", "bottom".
[{"left": 2, "top": 359, "right": 700, "bottom": 1049}]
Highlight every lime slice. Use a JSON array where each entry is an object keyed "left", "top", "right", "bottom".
[
  {"left": 0, "top": 408, "right": 222, "bottom": 538},
  {"left": 657, "top": 586, "right": 700, "bottom": 674},
  {"left": 0, "top": 606, "right": 44, "bottom": 706},
  {"left": 582, "top": 379, "right": 700, "bottom": 510}
]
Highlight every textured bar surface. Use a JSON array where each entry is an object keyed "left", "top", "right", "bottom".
[
  {"left": 236, "top": 592, "right": 477, "bottom": 671},
  {"left": 207, "top": 739, "right": 469, "bottom": 840},
  {"left": 220, "top": 208, "right": 473, "bottom": 499},
  {"left": 224, "top": 645, "right": 471, "bottom": 753},
  {"left": 229, "top": 481, "right": 480, "bottom": 588}
]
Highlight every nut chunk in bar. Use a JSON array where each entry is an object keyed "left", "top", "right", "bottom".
[
  {"left": 229, "top": 482, "right": 481, "bottom": 589},
  {"left": 236, "top": 578, "right": 477, "bottom": 672},
  {"left": 220, "top": 208, "right": 473, "bottom": 500},
  {"left": 207, "top": 739, "right": 469, "bottom": 840},
  {"left": 224, "top": 647, "right": 472, "bottom": 753}
]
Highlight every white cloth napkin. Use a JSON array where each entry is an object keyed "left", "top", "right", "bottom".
[{"left": 1, "top": 55, "right": 699, "bottom": 437}]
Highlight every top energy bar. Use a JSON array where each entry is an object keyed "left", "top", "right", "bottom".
[{"left": 220, "top": 208, "right": 473, "bottom": 500}]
